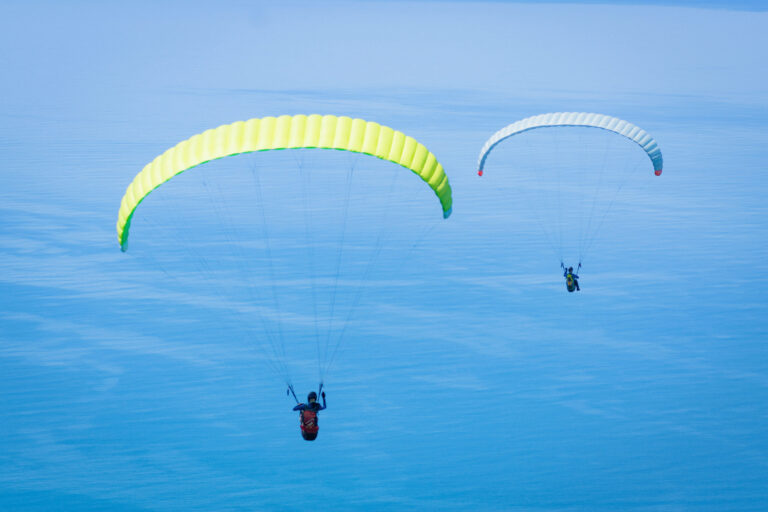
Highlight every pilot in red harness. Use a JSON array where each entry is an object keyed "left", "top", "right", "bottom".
[{"left": 292, "top": 390, "right": 327, "bottom": 441}]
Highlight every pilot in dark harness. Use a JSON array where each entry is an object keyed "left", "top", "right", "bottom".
[{"left": 562, "top": 263, "right": 581, "bottom": 292}]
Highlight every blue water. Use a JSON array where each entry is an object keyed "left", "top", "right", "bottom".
[{"left": 1, "top": 2, "right": 767, "bottom": 511}]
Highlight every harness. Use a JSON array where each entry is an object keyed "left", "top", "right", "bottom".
[
  {"left": 300, "top": 408, "right": 319, "bottom": 434},
  {"left": 566, "top": 273, "right": 577, "bottom": 292},
  {"left": 288, "top": 383, "right": 323, "bottom": 437}
]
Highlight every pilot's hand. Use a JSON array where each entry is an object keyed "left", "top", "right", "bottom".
[{"left": 321, "top": 392, "right": 326, "bottom": 399}]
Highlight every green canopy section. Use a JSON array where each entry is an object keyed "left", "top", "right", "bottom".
[{"left": 117, "top": 114, "right": 453, "bottom": 250}]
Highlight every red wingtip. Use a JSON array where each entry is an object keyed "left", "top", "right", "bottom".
[
  {"left": 477, "top": 170, "right": 483, "bottom": 176},
  {"left": 655, "top": 169, "right": 662, "bottom": 176}
]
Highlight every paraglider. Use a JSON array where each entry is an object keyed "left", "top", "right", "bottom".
[
  {"left": 477, "top": 113, "right": 663, "bottom": 290},
  {"left": 116, "top": 114, "right": 453, "bottom": 439}
]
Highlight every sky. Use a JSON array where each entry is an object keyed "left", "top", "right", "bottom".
[{"left": 1, "top": 1, "right": 767, "bottom": 511}]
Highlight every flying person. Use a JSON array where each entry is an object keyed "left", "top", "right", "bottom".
[
  {"left": 562, "top": 264, "right": 580, "bottom": 292},
  {"left": 293, "top": 391, "right": 327, "bottom": 441}
]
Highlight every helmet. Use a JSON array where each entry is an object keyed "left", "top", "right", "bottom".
[
  {"left": 568, "top": 267, "right": 573, "bottom": 272},
  {"left": 307, "top": 391, "right": 318, "bottom": 402}
]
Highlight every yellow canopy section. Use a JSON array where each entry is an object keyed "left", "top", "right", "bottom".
[{"left": 116, "top": 114, "right": 453, "bottom": 250}]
